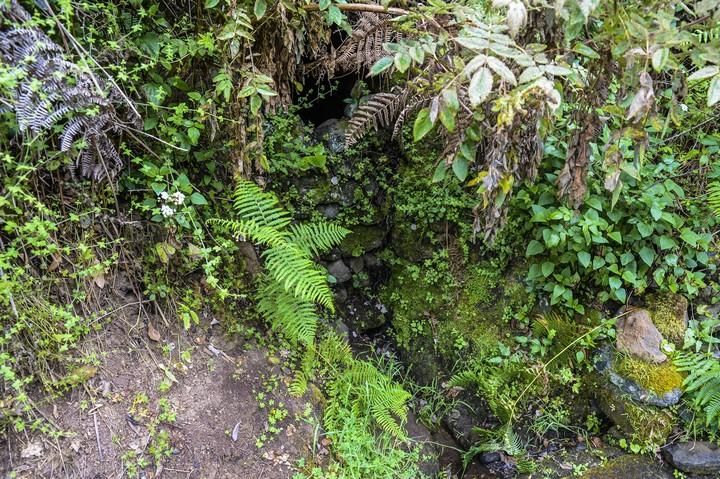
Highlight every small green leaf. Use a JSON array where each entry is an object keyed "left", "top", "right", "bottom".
[
  {"left": 608, "top": 231, "right": 622, "bottom": 244},
  {"left": 659, "top": 236, "right": 676, "bottom": 250},
  {"left": 432, "top": 161, "right": 447, "bottom": 183},
  {"left": 651, "top": 47, "right": 669, "bottom": 72},
  {"left": 205, "top": 0, "right": 220, "bottom": 8},
  {"left": 615, "top": 287, "right": 627, "bottom": 303},
  {"left": 680, "top": 228, "right": 699, "bottom": 247},
  {"left": 688, "top": 65, "right": 720, "bottom": 81},
  {"left": 187, "top": 127, "right": 200, "bottom": 145},
  {"left": 608, "top": 276, "right": 622, "bottom": 290},
  {"left": 636, "top": 222, "right": 653, "bottom": 238},
  {"left": 593, "top": 256, "right": 606, "bottom": 269},
  {"left": 639, "top": 246, "right": 655, "bottom": 266},
  {"left": 468, "top": 67, "right": 493, "bottom": 106},
  {"left": 369, "top": 57, "right": 393, "bottom": 76},
  {"left": 526, "top": 240, "right": 545, "bottom": 256},
  {"left": 541, "top": 262, "right": 555, "bottom": 277},
  {"left": 708, "top": 75, "right": 720, "bottom": 107},
  {"left": 577, "top": 251, "right": 591, "bottom": 268},
  {"left": 572, "top": 43, "right": 599, "bottom": 59},
  {"left": 254, "top": 0, "right": 267, "bottom": 19},
  {"left": 413, "top": 108, "right": 434, "bottom": 141},
  {"left": 190, "top": 192, "right": 207, "bottom": 205},
  {"left": 250, "top": 94, "right": 262, "bottom": 115},
  {"left": 650, "top": 206, "right": 662, "bottom": 221},
  {"left": 452, "top": 157, "right": 468, "bottom": 181},
  {"left": 394, "top": 52, "right": 412, "bottom": 73}
]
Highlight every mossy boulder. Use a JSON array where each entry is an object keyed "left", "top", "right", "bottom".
[
  {"left": 614, "top": 355, "right": 684, "bottom": 398},
  {"left": 645, "top": 292, "right": 689, "bottom": 347},
  {"left": 339, "top": 225, "right": 386, "bottom": 257},
  {"left": 596, "top": 383, "right": 675, "bottom": 449},
  {"left": 579, "top": 454, "right": 673, "bottom": 479}
]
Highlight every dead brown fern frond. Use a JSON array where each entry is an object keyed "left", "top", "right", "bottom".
[
  {"left": 335, "top": 12, "right": 396, "bottom": 73},
  {"left": 344, "top": 88, "right": 409, "bottom": 147}
]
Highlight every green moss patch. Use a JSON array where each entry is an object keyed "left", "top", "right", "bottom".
[
  {"left": 615, "top": 355, "right": 684, "bottom": 396},
  {"left": 645, "top": 292, "right": 688, "bottom": 346}
]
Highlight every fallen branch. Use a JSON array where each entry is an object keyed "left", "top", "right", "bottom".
[{"left": 303, "top": 3, "right": 408, "bottom": 16}]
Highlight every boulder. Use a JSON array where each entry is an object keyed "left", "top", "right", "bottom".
[
  {"left": 662, "top": 441, "right": 720, "bottom": 475},
  {"left": 616, "top": 308, "right": 667, "bottom": 363},
  {"left": 313, "top": 118, "right": 346, "bottom": 154},
  {"left": 579, "top": 454, "right": 673, "bottom": 479},
  {"left": 339, "top": 225, "right": 386, "bottom": 257},
  {"left": 327, "top": 259, "right": 352, "bottom": 283}
]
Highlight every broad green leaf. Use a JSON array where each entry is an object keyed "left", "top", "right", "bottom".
[
  {"left": 526, "top": 240, "right": 545, "bottom": 256},
  {"left": 205, "top": 0, "right": 220, "bottom": 8},
  {"left": 187, "top": 127, "right": 200, "bottom": 145},
  {"left": 469, "top": 67, "right": 493, "bottom": 106},
  {"left": 608, "top": 231, "right": 622, "bottom": 243},
  {"left": 369, "top": 57, "right": 393, "bottom": 76},
  {"left": 636, "top": 222, "right": 653, "bottom": 238},
  {"left": 443, "top": 88, "right": 460, "bottom": 112},
  {"left": 688, "top": 66, "right": 719, "bottom": 81},
  {"left": 394, "top": 52, "right": 412, "bottom": 73},
  {"left": 650, "top": 206, "right": 662, "bottom": 221},
  {"left": 615, "top": 287, "right": 627, "bottom": 303},
  {"left": 572, "top": 43, "right": 599, "bottom": 59},
  {"left": 254, "top": 0, "right": 267, "bottom": 19},
  {"left": 432, "top": 161, "right": 447, "bottom": 183},
  {"left": 452, "top": 157, "right": 468, "bottom": 181},
  {"left": 541, "top": 262, "right": 555, "bottom": 277},
  {"left": 577, "top": 251, "right": 591, "bottom": 268},
  {"left": 439, "top": 102, "right": 457, "bottom": 132},
  {"left": 592, "top": 256, "right": 605, "bottom": 269},
  {"left": 250, "top": 94, "right": 262, "bottom": 115},
  {"left": 639, "top": 246, "right": 655, "bottom": 266},
  {"left": 651, "top": 48, "right": 669, "bottom": 72},
  {"left": 608, "top": 276, "right": 622, "bottom": 290},
  {"left": 543, "top": 64, "right": 572, "bottom": 76},
  {"left": 518, "top": 66, "right": 543, "bottom": 83},
  {"left": 680, "top": 228, "right": 700, "bottom": 247},
  {"left": 190, "top": 192, "right": 207, "bottom": 205},
  {"left": 486, "top": 56, "right": 517, "bottom": 85},
  {"left": 659, "top": 236, "right": 676, "bottom": 250},
  {"left": 413, "top": 108, "right": 434, "bottom": 141}
]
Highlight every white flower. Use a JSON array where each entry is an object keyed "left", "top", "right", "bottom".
[
  {"left": 170, "top": 191, "right": 185, "bottom": 205},
  {"left": 160, "top": 205, "right": 175, "bottom": 218},
  {"left": 330, "top": 176, "right": 339, "bottom": 185},
  {"left": 159, "top": 191, "right": 170, "bottom": 200},
  {"left": 680, "top": 103, "right": 689, "bottom": 112}
]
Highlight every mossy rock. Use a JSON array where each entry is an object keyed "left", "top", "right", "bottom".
[
  {"left": 614, "top": 355, "right": 684, "bottom": 397},
  {"left": 339, "top": 225, "right": 386, "bottom": 257},
  {"left": 597, "top": 383, "right": 675, "bottom": 449},
  {"left": 579, "top": 454, "right": 673, "bottom": 479},
  {"left": 645, "top": 292, "right": 688, "bottom": 347},
  {"left": 389, "top": 225, "right": 435, "bottom": 262}
]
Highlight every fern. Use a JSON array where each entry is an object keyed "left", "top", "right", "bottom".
[
  {"left": 345, "top": 89, "right": 408, "bottom": 147},
  {"left": 707, "top": 181, "right": 720, "bottom": 218},
  {"left": 675, "top": 352, "right": 720, "bottom": 431},
  {"left": 210, "top": 180, "right": 349, "bottom": 345},
  {"left": 333, "top": 12, "right": 396, "bottom": 74}
]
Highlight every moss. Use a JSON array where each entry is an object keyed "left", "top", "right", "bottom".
[
  {"left": 645, "top": 292, "right": 688, "bottom": 346},
  {"left": 615, "top": 355, "right": 684, "bottom": 395},
  {"left": 597, "top": 384, "right": 675, "bottom": 449},
  {"left": 579, "top": 454, "right": 670, "bottom": 479},
  {"left": 339, "top": 225, "right": 386, "bottom": 257}
]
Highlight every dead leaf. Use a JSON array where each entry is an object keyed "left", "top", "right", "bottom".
[
  {"left": 232, "top": 421, "right": 241, "bottom": 441},
  {"left": 93, "top": 272, "right": 106, "bottom": 289},
  {"left": 47, "top": 253, "right": 61, "bottom": 272},
  {"left": 147, "top": 323, "right": 161, "bottom": 342},
  {"left": 21, "top": 441, "right": 43, "bottom": 458}
]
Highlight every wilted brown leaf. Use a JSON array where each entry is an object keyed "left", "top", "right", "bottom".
[{"left": 147, "top": 323, "right": 161, "bottom": 342}]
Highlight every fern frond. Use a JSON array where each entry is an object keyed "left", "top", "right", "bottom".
[
  {"left": 288, "top": 222, "right": 350, "bottom": 257},
  {"left": 208, "top": 218, "right": 288, "bottom": 247},
  {"left": 232, "top": 180, "right": 292, "bottom": 230},
  {"left": 345, "top": 89, "right": 408, "bottom": 147},
  {"left": 707, "top": 181, "right": 720, "bottom": 218},
  {"left": 261, "top": 242, "right": 334, "bottom": 309},
  {"left": 257, "top": 282, "right": 318, "bottom": 345},
  {"left": 334, "top": 13, "right": 395, "bottom": 73},
  {"left": 675, "top": 352, "right": 720, "bottom": 433},
  {"left": 289, "top": 371, "right": 308, "bottom": 397}
]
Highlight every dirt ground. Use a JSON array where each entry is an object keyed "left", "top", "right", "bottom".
[{"left": 0, "top": 293, "right": 323, "bottom": 479}]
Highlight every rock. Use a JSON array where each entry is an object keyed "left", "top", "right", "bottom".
[
  {"left": 339, "top": 225, "right": 386, "bottom": 257},
  {"left": 348, "top": 256, "right": 364, "bottom": 274},
  {"left": 313, "top": 118, "right": 346, "bottom": 154},
  {"left": 595, "top": 346, "right": 682, "bottom": 407},
  {"left": 616, "top": 308, "right": 667, "bottom": 363},
  {"left": 645, "top": 292, "right": 689, "bottom": 347},
  {"left": 318, "top": 203, "right": 340, "bottom": 219},
  {"left": 327, "top": 260, "right": 352, "bottom": 283},
  {"left": 579, "top": 454, "right": 673, "bottom": 479},
  {"left": 443, "top": 402, "right": 480, "bottom": 450},
  {"left": 596, "top": 375, "right": 675, "bottom": 448},
  {"left": 479, "top": 451, "right": 501, "bottom": 464},
  {"left": 337, "top": 294, "right": 386, "bottom": 331},
  {"left": 662, "top": 441, "right": 720, "bottom": 475},
  {"left": 404, "top": 412, "right": 440, "bottom": 477}
]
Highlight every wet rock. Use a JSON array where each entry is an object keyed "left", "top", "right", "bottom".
[
  {"left": 318, "top": 203, "right": 340, "bottom": 219},
  {"left": 616, "top": 308, "right": 667, "bottom": 363},
  {"left": 579, "top": 454, "right": 673, "bottom": 478},
  {"left": 479, "top": 451, "right": 501, "bottom": 464},
  {"left": 327, "top": 260, "right": 352, "bottom": 283},
  {"left": 313, "top": 118, "right": 346, "bottom": 154},
  {"left": 595, "top": 346, "right": 682, "bottom": 407},
  {"left": 404, "top": 412, "right": 440, "bottom": 477},
  {"left": 337, "top": 294, "right": 386, "bottom": 331},
  {"left": 339, "top": 225, "right": 386, "bottom": 257},
  {"left": 662, "top": 441, "right": 720, "bottom": 475},
  {"left": 348, "top": 257, "right": 364, "bottom": 274},
  {"left": 443, "top": 402, "right": 480, "bottom": 450}
]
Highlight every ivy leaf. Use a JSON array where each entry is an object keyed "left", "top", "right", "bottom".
[
  {"left": 468, "top": 67, "right": 493, "bottom": 106},
  {"left": 452, "top": 157, "right": 468, "bottom": 181},
  {"left": 708, "top": 75, "right": 720, "bottom": 107},
  {"left": 615, "top": 287, "right": 627, "bottom": 303},
  {"left": 639, "top": 246, "right": 655, "bottom": 266},
  {"left": 608, "top": 276, "right": 622, "bottom": 290},
  {"left": 592, "top": 256, "right": 605, "bottom": 270},
  {"left": 577, "top": 251, "right": 591, "bottom": 268},
  {"left": 413, "top": 108, "right": 434, "bottom": 141},
  {"left": 254, "top": 0, "right": 267, "bottom": 19},
  {"left": 650, "top": 206, "right": 662, "bottom": 221},
  {"left": 369, "top": 57, "right": 393, "bottom": 76},
  {"left": 526, "top": 240, "right": 545, "bottom": 256},
  {"left": 636, "top": 222, "right": 653, "bottom": 238}
]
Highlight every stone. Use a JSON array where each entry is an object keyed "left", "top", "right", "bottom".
[
  {"left": 337, "top": 294, "right": 386, "bottom": 331},
  {"left": 348, "top": 256, "right": 364, "bottom": 273},
  {"left": 662, "top": 441, "right": 720, "bottom": 475},
  {"left": 645, "top": 292, "right": 689, "bottom": 347},
  {"left": 615, "top": 308, "right": 667, "bottom": 363},
  {"left": 339, "top": 225, "right": 386, "bottom": 257},
  {"left": 313, "top": 118, "right": 346, "bottom": 154},
  {"left": 594, "top": 346, "right": 682, "bottom": 407},
  {"left": 327, "top": 259, "right": 352, "bottom": 283},
  {"left": 317, "top": 203, "right": 340, "bottom": 219},
  {"left": 579, "top": 454, "right": 673, "bottom": 479},
  {"left": 404, "top": 412, "right": 440, "bottom": 478}
]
